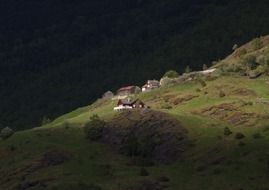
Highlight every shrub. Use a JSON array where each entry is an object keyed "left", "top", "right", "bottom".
[
  {"left": 220, "top": 63, "right": 243, "bottom": 73},
  {"left": 251, "top": 37, "right": 263, "bottom": 50},
  {"left": 241, "top": 55, "right": 258, "bottom": 71},
  {"left": 224, "top": 127, "right": 232, "bottom": 136},
  {"left": 0, "top": 127, "right": 14, "bottom": 140},
  {"left": 121, "top": 132, "right": 159, "bottom": 159},
  {"left": 160, "top": 77, "right": 174, "bottom": 86},
  {"left": 163, "top": 70, "right": 179, "bottom": 78},
  {"left": 185, "top": 65, "right": 192, "bottom": 73},
  {"left": 84, "top": 115, "right": 105, "bottom": 141},
  {"left": 203, "top": 64, "right": 208, "bottom": 71},
  {"left": 41, "top": 116, "right": 51, "bottom": 125},
  {"left": 140, "top": 167, "right": 149, "bottom": 176},
  {"left": 232, "top": 44, "right": 238, "bottom": 51},
  {"left": 197, "top": 78, "right": 207, "bottom": 87},
  {"left": 235, "top": 132, "right": 245, "bottom": 140}
]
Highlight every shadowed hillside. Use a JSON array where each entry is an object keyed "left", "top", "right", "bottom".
[
  {"left": 1, "top": 0, "right": 269, "bottom": 129},
  {"left": 1, "top": 36, "right": 269, "bottom": 189}
]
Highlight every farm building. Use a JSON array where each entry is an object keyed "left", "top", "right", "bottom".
[
  {"left": 142, "top": 80, "right": 160, "bottom": 92},
  {"left": 114, "top": 99, "right": 145, "bottom": 111},
  {"left": 117, "top": 86, "right": 141, "bottom": 96}
]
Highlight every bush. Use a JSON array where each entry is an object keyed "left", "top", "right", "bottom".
[
  {"left": 0, "top": 127, "right": 14, "bottom": 140},
  {"left": 41, "top": 116, "right": 51, "bottom": 125},
  {"left": 203, "top": 64, "right": 208, "bottom": 71},
  {"left": 251, "top": 37, "right": 263, "bottom": 50},
  {"left": 197, "top": 78, "right": 207, "bottom": 87},
  {"left": 163, "top": 70, "right": 179, "bottom": 78},
  {"left": 84, "top": 115, "right": 105, "bottom": 141},
  {"left": 224, "top": 127, "right": 232, "bottom": 136},
  {"left": 235, "top": 132, "right": 245, "bottom": 140},
  {"left": 160, "top": 77, "right": 175, "bottom": 86},
  {"left": 185, "top": 65, "right": 192, "bottom": 73},
  {"left": 241, "top": 55, "right": 258, "bottom": 71},
  {"left": 232, "top": 44, "right": 238, "bottom": 51},
  {"left": 121, "top": 132, "right": 159, "bottom": 159}
]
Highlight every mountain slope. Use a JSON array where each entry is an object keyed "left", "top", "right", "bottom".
[
  {"left": 2, "top": 0, "right": 269, "bottom": 129},
  {"left": 1, "top": 37, "right": 269, "bottom": 189}
]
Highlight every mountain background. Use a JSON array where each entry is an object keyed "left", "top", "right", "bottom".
[{"left": 1, "top": 0, "right": 269, "bottom": 129}]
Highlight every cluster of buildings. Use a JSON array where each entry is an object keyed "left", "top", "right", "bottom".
[{"left": 102, "top": 80, "right": 160, "bottom": 111}]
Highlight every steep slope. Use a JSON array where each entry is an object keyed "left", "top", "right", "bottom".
[
  {"left": 1, "top": 38, "right": 269, "bottom": 189},
  {"left": 2, "top": 0, "right": 269, "bottom": 129}
]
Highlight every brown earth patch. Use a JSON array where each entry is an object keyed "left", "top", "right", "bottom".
[
  {"left": 172, "top": 94, "right": 199, "bottom": 105},
  {"left": 231, "top": 88, "right": 257, "bottom": 96},
  {"left": 201, "top": 103, "right": 237, "bottom": 119},
  {"left": 199, "top": 103, "right": 257, "bottom": 126},
  {"left": 228, "top": 112, "right": 257, "bottom": 125}
]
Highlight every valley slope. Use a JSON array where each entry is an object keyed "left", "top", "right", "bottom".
[{"left": 1, "top": 37, "right": 269, "bottom": 190}]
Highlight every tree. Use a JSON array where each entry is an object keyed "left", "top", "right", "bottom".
[
  {"left": 41, "top": 116, "right": 51, "bottom": 126},
  {"left": 185, "top": 65, "right": 192, "bottom": 73},
  {"left": 202, "top": 64, "right": 208, "bottom": 71},
  {"left": 241, "top": 55, "right": 258, "bottom": 71},
  {"left": 84, "top": 114, "right": 105, "bottom": 141},
  {"left": 251, "top": 37, "right": 263, "bottom": 50},
  {"left": 232, "top": 44, "right": 238, "bottom": 51},
  {"left": 163, "top": 70, "right": 179, "bottom": 78},
  {"left": 0, "top": 127, "right": 14, "bottom": 140}
]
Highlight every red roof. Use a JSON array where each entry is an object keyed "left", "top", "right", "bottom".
[{"left": 118, "top": 86, "right": 135, "bottom": 91}]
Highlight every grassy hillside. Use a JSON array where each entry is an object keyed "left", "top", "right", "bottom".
[
  {"left": 2, "top": 0, "right": 269, "bottom": 129},
  {"left": 2, "top": 38, "right": 269, "bottom": 189}
]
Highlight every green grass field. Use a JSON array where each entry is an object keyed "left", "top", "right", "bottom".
[{"left": 1, "top": 73, "right": 269, "bottom": 190}]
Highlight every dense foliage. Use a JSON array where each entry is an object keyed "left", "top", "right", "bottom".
[
  {"left": 84, "top": 115, "right": 105, "bottom": 141},
  {"left": 1, "top": 0, "right": 269, "bottom": 129}
]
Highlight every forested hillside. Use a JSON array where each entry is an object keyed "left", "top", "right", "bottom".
[{"left": 1, "top": 0, "right": 269, "bottom": 129}]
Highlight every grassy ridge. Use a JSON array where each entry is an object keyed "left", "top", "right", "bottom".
[{"left": 1, "top": 73, "right": 269, "bottom": 189}]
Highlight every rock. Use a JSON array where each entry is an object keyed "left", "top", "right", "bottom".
[{"left": 0, "top": 127, "right": 14, "bottom": 140}]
